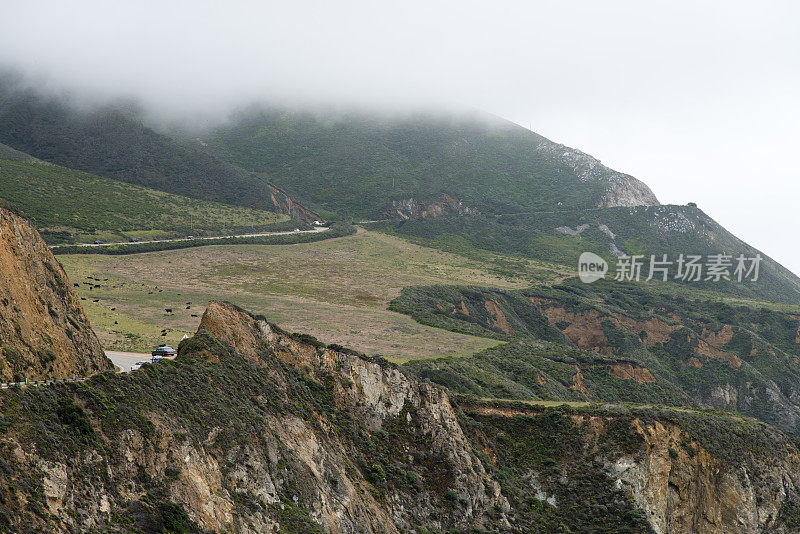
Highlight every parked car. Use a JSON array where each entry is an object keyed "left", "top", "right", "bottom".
[
  {"left": 187, "top": 235, "right": 194, "bottom": 240},
  {"left": 131, "top": 361, "right": 149, "bottom": 372},
  {"left": 151, "top": 345, "right": 176, "bottom": 363},
  {"left": 129, "top": 237, "right": 140, "bottom": 243},
  {"left": 93, "top": 240, "right": 103, "bottom": 244}
]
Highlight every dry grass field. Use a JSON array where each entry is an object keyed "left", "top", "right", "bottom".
[{"left": 58, "top": 229, "right": 568, "bottom": 361}]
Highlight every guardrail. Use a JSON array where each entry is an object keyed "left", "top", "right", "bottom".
[{"left": 1, "top": 377, "right": 87, "bottom": 389}]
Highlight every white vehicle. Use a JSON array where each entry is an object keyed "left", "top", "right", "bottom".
[{"left": 131, "top": 361, "right": 149, "bottom": 372}]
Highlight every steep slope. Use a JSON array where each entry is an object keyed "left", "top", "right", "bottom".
[
  {"left": 0, "top": 204, "right": 112, "bottom": 381},
  {"left": 458, "top": 399, "right": 800, "bottom": 534},
  {"left": 0, "top": 301, "right": 798, "bottom": 533},
  {"left": 203, "top": 106, "right": 659, "bottom": 219},
  {"left": 0, "top": 83, "right": 319, "bottom": 222},
  {"left": 406, "top": 340, "right": 693, "bottom": 407},
  {"left": 383, "top": 204, "right": 800, "bottom": 303},
  {"left": 0, "top": 154, "right": 287, "bottom": 241},
  {"left": 0, "top": 141, "right": 33, "bottom": 161}
]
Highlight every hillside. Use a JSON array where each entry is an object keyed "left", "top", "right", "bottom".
[
  {"left": 0, "top": 83, "right": 318, "bottom": 222},
  {"left": 202, "top": 106, "right": 659, "bottom": 219},
  {"left": 1, "top": 85, "right": 798, "bottom": 303},
  {"left": 0, "top": 204, "right": 112, "bottom": 381},
  {"left": 1, "top": 301, "right": 799, "bottom": 532},
  {"left": 197, "top": 106, "right": 800, "bottom": 304},
  {"left": 0, "top": 141, "right": 33, "bottom": 161},
  {"left": 0, "top": 155, "right": 290, "bottom": 243},
  {"left": 380, "top": 205, "right": 800, "bottom": 304},
  {"left": 394, "top": 281, "right": 800, "bottom": 436}
]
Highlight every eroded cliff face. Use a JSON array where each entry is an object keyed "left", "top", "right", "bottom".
[
  {"left": 265, "top": 183, "right": 320, "bottom": 224},
  {"left": 192, "top": 301, "right": 508, "bottom": 532},
  {"left": 0, "top": 205, "right": 111, "bottom": 381},
  {"left": 1, "top": 301, "right": 799, "bottom": 533},
  {"left": 386, "top": 194, "right": 480, "bottom": 220},
  {"left": 0, "top": 301, "right": 509, "bottom": 533},
  {"left": 400, "top": 284, "right": 800, "bottom": 438},
  {"left": 607, "top": 418, "right": 800, "bottom": 534},
  {"left": 463, "top": 403, "right": 800, "bottom": 534}
]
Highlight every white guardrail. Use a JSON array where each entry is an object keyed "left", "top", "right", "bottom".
[{"left": 1, "top": 377, "right": 87, "bottom": 389}]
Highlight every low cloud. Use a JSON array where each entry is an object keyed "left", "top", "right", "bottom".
[{"left": 2, "top": 0, "right": 799, "bottom": 274}]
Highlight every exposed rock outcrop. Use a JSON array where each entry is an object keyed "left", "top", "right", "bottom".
[
  {"left": 534, "top": 141, "right": 660, "bottom": 207},
  {"left": 388, "top": 194, "right": 479, "bottom": 219},
  {"left": 462, "top": 402, "right": 800, "bottom": 534},
  {"left": 0, "top": 205, "right": 111, "bottom": 380},
  {"left": 608, "top": 418, "right": 800, "bottom": 534},
  {"left": 265, "top": 183, "right": 320, "bottom": 223},
  {"left": 398, "top": 286, "right": 800, "bottom": 437},
  {"left": 194, "top": 301, "right": 508, "bottom": 532},
  {"left": 0, "top": 302, "right": 508, "bottom": 532}
]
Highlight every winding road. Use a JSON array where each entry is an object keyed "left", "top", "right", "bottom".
[{"left": 49, "top": 226, "right": 329, "bottom": 249}]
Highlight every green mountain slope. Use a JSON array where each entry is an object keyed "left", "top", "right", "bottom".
[
  {"left": 199, "top": 106, "right": 800, "bottom": 303},
  {"left": 0, "top": 85, "right": 317, "bottom": 221},
  {"left": 379, "top": 205, "right": 800, "bottom": 303},
  {"left": 406, "top": 339, "right": 693, "bottom": 406},
  {"left": 202, "top": 106, "right": 659, "bottom": 219},
  {"left": 1, "top": 82, "right": 796, "bottom": 302},
  {"left": 0, "top": 154, "right": 288, "bottom": 241},
  {"left": 0, "top": 141, "right": 32, "bottom": 161}
]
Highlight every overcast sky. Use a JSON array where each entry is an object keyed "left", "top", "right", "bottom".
[{"left": 1, "top": 0, "right": 799, "bottom": 275}]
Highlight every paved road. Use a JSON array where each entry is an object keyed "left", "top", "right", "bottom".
[
  {"left": 50, "top": 226, "right": 329, "bottom": 249},
  {"left": 105, "top": 351, "right": 152, "bottom": 372}
]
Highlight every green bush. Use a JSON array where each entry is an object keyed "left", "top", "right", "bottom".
[{"left": 55, "top": 400, "right": 95, "bottom": 443}]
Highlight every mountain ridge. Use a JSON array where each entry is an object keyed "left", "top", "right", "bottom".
[
  {"left": 202, "top": 105, "right": 660, "bottom": 219},
  {"left": 0, "top": 83, "right": 320, "bottom": 223}
]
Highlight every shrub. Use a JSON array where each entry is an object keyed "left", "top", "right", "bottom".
[
  {"left": 55, "top": 400, "right": 95, "bottom": 443},
  {"left": 159, "top": 502, "right": 192, "bottom": 534}
]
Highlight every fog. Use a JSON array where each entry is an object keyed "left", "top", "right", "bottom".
[{"left": 1, "top": 0, "right": 799, "bottom": 275}]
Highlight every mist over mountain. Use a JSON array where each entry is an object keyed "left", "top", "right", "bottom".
[
  {"left": 5, "top": 1, "right": 798, "bottom": 274},
  {"left": 1, "top": 76, "right": 797, "bottom": 307}
]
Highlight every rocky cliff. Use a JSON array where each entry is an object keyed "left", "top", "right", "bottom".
[
  {"left": 0, "top": 301, "right": 798, "bottom": 532},
  {"left": 0, "top": 301, "right": 508, "bottom": 532},
  {"left": 460, "top": 401, "right": 800, "bottom": 534},
  {"left": 533, "top": 141, "right": 660, "bottom": 207},
  {"left": 265, "top": 183, "right": 320, "bottom": 224},
  {"left": 0, "top": 204, "right": 111, "bottom": 381}
]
